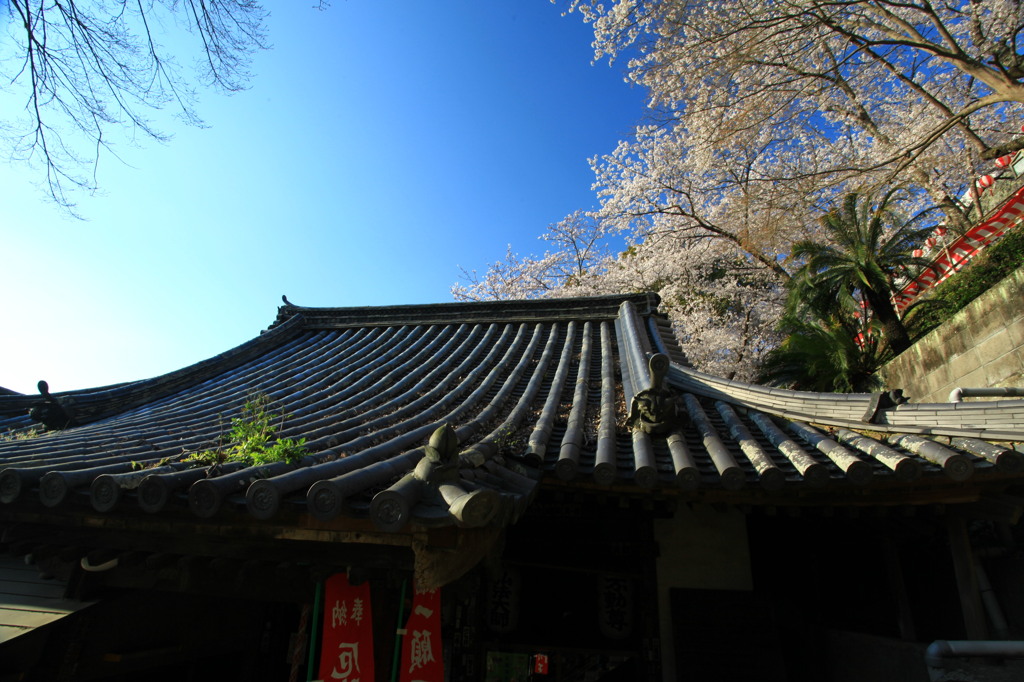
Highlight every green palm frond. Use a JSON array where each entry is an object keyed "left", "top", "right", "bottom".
[
  {"left": 763, "top": 187, "right": 932, "bottom": 391},
  {"left": 759, "top": 313, "right": 890, "bottom": 393}
]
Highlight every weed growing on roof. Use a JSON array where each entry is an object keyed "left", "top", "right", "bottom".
[
  {"left": 491, "top": 424, "right": 526, "bottom": 456},
  {"left": 184, "top": 393, "right": 307, "bottom": 467},
  {"left": 130, "top": 456, "right": 179, "bottom": 471},
  {"left": 0, "top": 426, "right": 43, "bottom": 442}
]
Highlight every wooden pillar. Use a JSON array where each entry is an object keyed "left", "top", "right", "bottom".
[
  {"left": 946, "top": 514, "right": 989, "bottom": 640},
  {"left": 883, "top": 540, "right": 917, "bottom": 641}
]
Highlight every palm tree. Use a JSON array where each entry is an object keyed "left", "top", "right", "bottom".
[
  {"left": 787, "top": 189, "right": 934, "bottom": 355},
  {"left": 757, "top": 303, "right": 889, "bottom": 393}
]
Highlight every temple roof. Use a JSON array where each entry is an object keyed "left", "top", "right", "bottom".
[{"left": 1, "top": 293, "right": 1023, "bottom": 534}]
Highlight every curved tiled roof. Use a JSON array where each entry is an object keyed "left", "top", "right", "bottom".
[{"left": 1, "top": 294, "right": 1023, "bottom": 533}]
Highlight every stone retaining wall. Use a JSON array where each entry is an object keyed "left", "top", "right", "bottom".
[{"left": 880, "top": 268, "right": 1024, "bottom": 404}]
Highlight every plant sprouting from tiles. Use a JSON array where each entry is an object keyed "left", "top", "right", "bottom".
[
  {"left": 0, "top": 426, "right": 43, "bottom": 442},
  {"left": 184, "top": 393, "right": 307, "bottom": 467},
  {"left": 492, "top": 425, "right": 526, "bottom": 456},
  {"left": 130, "top": 456, "right": 179, "bottom": 471}
]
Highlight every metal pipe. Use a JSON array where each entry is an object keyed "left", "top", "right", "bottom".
[
  {"left": 80, "top": 555, "right": 119, "bottom": 572},
  {"left": 926, "top": 640, "right": 1024, "bottom": 668},
  {"left": 949, "top": 387, "right": 1024, "bottom": 402}
]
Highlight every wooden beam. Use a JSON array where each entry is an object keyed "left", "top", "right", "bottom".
[
  {"left": 884, "top": 539, "right": 916, "bottom": 641},
  {"left": 946, "top": 514, "right": 989, "bottom": 640}
]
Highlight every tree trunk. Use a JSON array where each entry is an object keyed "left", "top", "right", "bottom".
[{"left": 865, "top": 288, "right": 911, "bottom": 355}]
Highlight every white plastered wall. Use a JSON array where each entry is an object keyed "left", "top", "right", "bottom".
[{"left": 653, "top": 504, "right": 753, "bottom": 681}]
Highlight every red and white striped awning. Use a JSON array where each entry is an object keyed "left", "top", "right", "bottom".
[{"left": 893, "top": 184, "right": 1024, "bottom": 312}]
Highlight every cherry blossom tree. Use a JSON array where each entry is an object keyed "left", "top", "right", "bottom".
[
  {"left": 568, "top": 0, "right": 1024, "bottom": 245},
  {"left": 451, "top": 245, "right": 558, "bottom": 302},
  {"left": 454, "top": 217, "right": 784, "bottom": 381},
  {"left": 557, "top": 237, "right": 784, "bottom": 380},
  {"left": 2, "top": 0, "right": 268, "bottom": 209},
  {"left": 461, "top": 1, "right": 1024, "bottom": 379},
  {"left": 452, "top": 211, "right": 610, "bottom": 301}
]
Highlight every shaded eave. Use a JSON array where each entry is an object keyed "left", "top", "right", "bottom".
[{"left": 0, "top": 552, "right": 94, "bottom": 643}]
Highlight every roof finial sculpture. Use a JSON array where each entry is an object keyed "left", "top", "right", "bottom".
[
  {"left": 626, "top": 354, "right": 679, "bottom": 435},
  {"left": 863, "top": 389, "right": 909, "bottom": 423},
  {"left": 28, "top": 380, "right": 76, "bottom": 430}
]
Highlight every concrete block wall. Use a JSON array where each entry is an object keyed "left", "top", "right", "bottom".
[{"left": 881, "top": 268, "right": 1024, "bottom": 404}]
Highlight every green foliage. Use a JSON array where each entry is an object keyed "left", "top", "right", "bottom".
[
  {"left": 759, "top": 189, "right": 932, "bottom": 391},
  {"left": 786, "top": 189, "right": 933, "bottom": 354},
  {"left": 757, "top": 311, "right": 889, "bottom": 393},
  {"left": 184, "top": 393, "right": 307, "bottom": 467},
  {"left": 906, "top": 226, "right": 1024, "bottom": 337}
]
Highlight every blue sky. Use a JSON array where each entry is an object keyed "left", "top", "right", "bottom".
[{"left": 0, "top": 2, "right": 645, "bottom": 395}]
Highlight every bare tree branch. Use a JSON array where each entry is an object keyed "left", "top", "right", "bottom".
[{"left": 2, "top": 0, "right": 268, "bottom": 211}]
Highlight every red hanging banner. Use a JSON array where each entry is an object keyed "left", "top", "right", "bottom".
[
  {"left": 399, "top": 586, "right": 444, "bottom": 682},
  {"left": 318, "top": 573, "right": 375, "bottom": 682}
]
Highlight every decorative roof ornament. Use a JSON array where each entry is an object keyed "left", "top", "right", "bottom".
[
  {"left": 370, "top": 424, "right": 499, "bottom": 532},
  {"left": 863, "top": 389, "right": 909, "bottom": 423},
  {"left": 28, "top": 380, "right": 76, "bottom": 430},
  {"left": 627, "top": 354, "right": 680, "bottom": 435}
]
